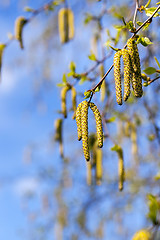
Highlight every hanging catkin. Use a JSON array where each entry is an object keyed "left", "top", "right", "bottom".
[
  {"left": 61, "top": 85, "right": 71, "bottom": 118},
  {"left": 114, "top": 50, "right": 122, "bottom": 105},
  {"left": 0, "top": 43, "right": 6, "bottom": 82},
  {"left": 15, "top": 16, "right": 27, "bottom": 49},
  {"left": 58, "top": 8, "right": 74, "bottom": 44},
  {"left": 76, "top": 102, "right": 83, "bottom": 141},
  {"left": 71, "top": 86, "right": 77, "bottom": 119},
  {"left": 121, "top": 49, "right": 131, "bottom": 101},
  {"left": 81, "top": 101, "right": 90, "bottom": 161},
  {"left": 118, "top": 148, "right": 125, "bottom": 191},
  {"left": 89, "top": 102, "right": 103, "bottom": 148},
  {"left": 127, "top": 38, "right": 143, "bottom": 98}
]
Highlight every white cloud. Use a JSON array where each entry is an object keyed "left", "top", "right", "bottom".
[{"left": 14, "top": 177, "right": 39, "bottom": 197}]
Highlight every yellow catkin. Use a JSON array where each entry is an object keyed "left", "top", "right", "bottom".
[
  {"left": 61, "top": 85, "right": 71, "bottom": 118},
  {"left": 58, "top": 8, "right": 74, "bottom": 44},
  {"left": 76, "top": 102, "right": 83, "bottom": 141},
  {"left": 100, "top": 64, "right": 106, "bottom": 102},
  {"left": 0, "top": 43, "right": 6, "bottom": 82},
  {"left": 96, "top": 148, "right": 103, "bottom": 185},
  {"left": 114, "top": 50, "right": 122, "bottom": 105},
  {"left": 54, "top": 119, "right": 63, "bottom": 157},
  {"left": 81, "top": 101, "right": 90, "bottom": 161},
  {"left": 132, "top": 229, "right": 151, "bottom": 240},
  {"left": 89, "top": 102, "right": 103, "bottom": 148},
  {"left": 131, "top": 124, "right": 138, "bottom": 164},
  {"left": 127, "top": 38, "right": 143, "bottom": 98},
  {"left": 15, "top": 16, "right": 27, "bottom": 49},
  {"left": 71, "top": 86, "right": 77, "bottom": 119},
  {"left": 121, "top": 49, "right": 131, "bottom": 101},
  {"left": 118, "top": 148, "right": 125, "bottom": 191},
  {"left": 86, "top": 161, "right": 92, "bottom": 185}
]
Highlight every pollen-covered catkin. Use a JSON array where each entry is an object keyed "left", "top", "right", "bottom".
[
  {"left": 127, "top": 38, "right": 143, "bottom": 98},
  {"left": 81, "top": 101, "right": 90, "bottom": 161},
  {"left": 71, "top": 87, "right": 77, "bottom": 119},
  {"left": 118, "top": 148, "right": 125, "bottom": 191},
  {"left": 76, "top": 102, "right": 83, "bottom": 141},
  {"left": 89, "top": 102, "right": 103, "bottom": 148},
  {"left": 61, "top": 85, "right": 71, "bottom": 118},
  {"left": 15, "top": 16, "right": 27, "bottom": 49},
  {"left": 114, "top": 50, "right": 122, "bottom": 105},
  {"left": 121, "top": 49, "right": 131, "bottom": 101},
  {"left": 86, "top": 161, "right": 92, "bottom": 185},
  {"left": 0, "top": 43, "right": 6, "bottom": 82},
  {"left": 99, "top": 64, "right": 106, "bottom": 102},
  {"left": 58, "top": 8, "right": 74, "bottom": 44},
  {"left": 96, "top": 148, "right": 103, "bottom": 185}
]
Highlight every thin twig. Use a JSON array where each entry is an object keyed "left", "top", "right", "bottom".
[
  {"left": 88, "top": 4, "right": 160, "bottom": 100},
  {"left": 133, "top": 0, "right": 139, "bottom": 28},
  {"left": 148, "top": 76, "right": 160, "bottom": 85}
]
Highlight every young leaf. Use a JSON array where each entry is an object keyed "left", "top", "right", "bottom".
[
  {"left": 69, "top": 61, "right": 76, "bottom": 72},
  {"left": 88, "top": 52, "right": 96, "bottom": 61},
  {"left": 84, "top": 90, "right": 91, "bottom": 99},
  {"left": 143, "top": 67, "right": 156, "bottom": 75},
  {"left": 145, "top": 7, "right": 160, "bottom": 17},
  {"left": 137, "top": 36, "right": 153, "bottom": 46},
  {"left": 62, "top": 73, "right": 67, "bottom": 83},
  {"left": 109, "top": 45, "right": 120, "bottom": 51},
  {"left": 79, "top": 75, "right": 87, "bottom": 85}
]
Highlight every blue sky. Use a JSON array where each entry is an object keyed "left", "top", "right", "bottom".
[{"left": 0, "top": 0, "right": 160, "bottom": 239}]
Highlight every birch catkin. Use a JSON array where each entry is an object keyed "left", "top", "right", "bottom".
[
  {"left": 61, "top": 85, "right": 71, "bottom": 118},
  {"left": 0, "top": 43, "right": 6, "bottom": 82},
  {"left": 127, "top": 38, "right": 143, "bottom": 98},
  {"left": 81, "top": 101, "right": 90, "bottom": 161},
  {"left": 58, "top": 8, "right": 74, "bottom": 44},
  {"left": 96, "top": 148, "right": 103, "bottom": 185},
  {"left": 71, "top": 86, "right": 77, "bottom": 119},
  {"left": 15, "top": 16, "right": 27, "bottom": 49},
  {"left": 118, "top": 148, "right": 125, "bottom": 191},
  {"left": 114, "top": 50, "right": 122, "bottom": 105},
  {"left": 76, "top": 102, "right": 83, "bottom": 141},
  {"left": 89, "top": 102, "right": 103, "bottom": 148},
  {"left": 121, "top": 49, "right": 131, "bottom": 101}
]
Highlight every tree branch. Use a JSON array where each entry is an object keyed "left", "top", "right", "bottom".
[{"left": 88, "top": 4, "right": 160, "bottom": 101}]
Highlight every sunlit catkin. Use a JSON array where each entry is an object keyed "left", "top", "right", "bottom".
[
  {"left": 86, "top": 161, "right": 92, "bottom": 185},
  {"left": 71, "top": 86, "right": 77, "bottom": 119},
  {"left": 15, "top": 16, "right": 27, "bottom": 49},
  {"left": 54, "top": 119, "right": 63, "bottom": 157},
  {"left": 76, "top": 102, "right": 83, "bottom": 141},
  {"left": 96, "top": 148, "right": 103, "bottom": 185},
  {"left": 127, "top": 38, "right": 143, "bottom": 98},
  {"left": 58, "top": 8, "right": 74, "bottom": 44},
  {"left": 114, "top": 50, "right": 122, "bottom": 105},
  {"left": 81, "top": 101, "right": 90, "bottom": 161},
  {"left": 132, "top": 229, "right": 151, "bottom": 240},
  {"left": 61, "top": 85, "right": 71, "bottom": 118},
  {"left": 121, "top": 49, "right": 131, "bottom": 101},
  {"left": 99, "top": 64, "right": 106, "bottom": 102},
  {"left": 118, "top": 148, "right": 125, "bottom": 191},
  {"left": 0, "top": 43, "right": 6, "bottom": 82},
  {"left": 89, "top": 102, "right": 103, "bottom": 148}
]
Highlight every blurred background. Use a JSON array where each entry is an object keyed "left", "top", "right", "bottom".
[{"left": 0, "top": 0, "right": 160, "bottom": 239}]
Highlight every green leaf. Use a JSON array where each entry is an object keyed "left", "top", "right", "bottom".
[
  {"left": 79, "top": 75, "right": 87, "bottom": 84},
  {"left": 154, "top": 56, "right": 160, "bottom": 69},
  {"left": 24, "top": 6, "right": 34, "bottom": 12},
  {"left": 84, "top": 90, "right": 91, "bottom": 99},
  {"left": 111, "top": 144, "right": 121, "bottom": 152},
  {"left": 84, "top": 13, "right": 93, "bottom": 24},
  {"left": 56, "top": 83, "right": 66, "bottom": 87},
  {"left": 125, "top": 21, "right": 135, "bottom": 32},
  {"left": 136, "top": 21, "right": 150, "bottom": 30},
  {"left": 88, "top": 52, "right": 96, "bottom": 61},
  {"left": 106, "top": 116, "right": 116, "bottom": 123},
  {"left": 147, "top": 194, "right": 160, "bottom": 225},
  {"left": 137, "top": 36, "right": 153, "bottom": 46},
  {"left": 62, "top": 74, "right": 67, "bottom": 83},
  {"left": 69, "top": 61, "right": 76, "bottom": 72},
  {"left": 114, "top": 25, "right": 125, "bottom": 30},
  {"left": 143, "top": 67, "right": 156, "bottom": 75},
  {"left": 145, "top": 7, "right": 160, "bottom": 17}
]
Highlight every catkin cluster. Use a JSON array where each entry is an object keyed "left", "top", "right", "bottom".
[
  {"left": 58, "top": 8, "right": 74, "bottom": 44},
  {"left": 76, "top": 101, "right": 103, "bottom": 161},
  {"left": 15, "top": 16, "right": 27, "bottom": 49},
  {"left": 113, "top": 37, "right": 143, "bottom": 105},
  {"left": 61, "top": 85, "right": 77, "bottom": 119}
]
